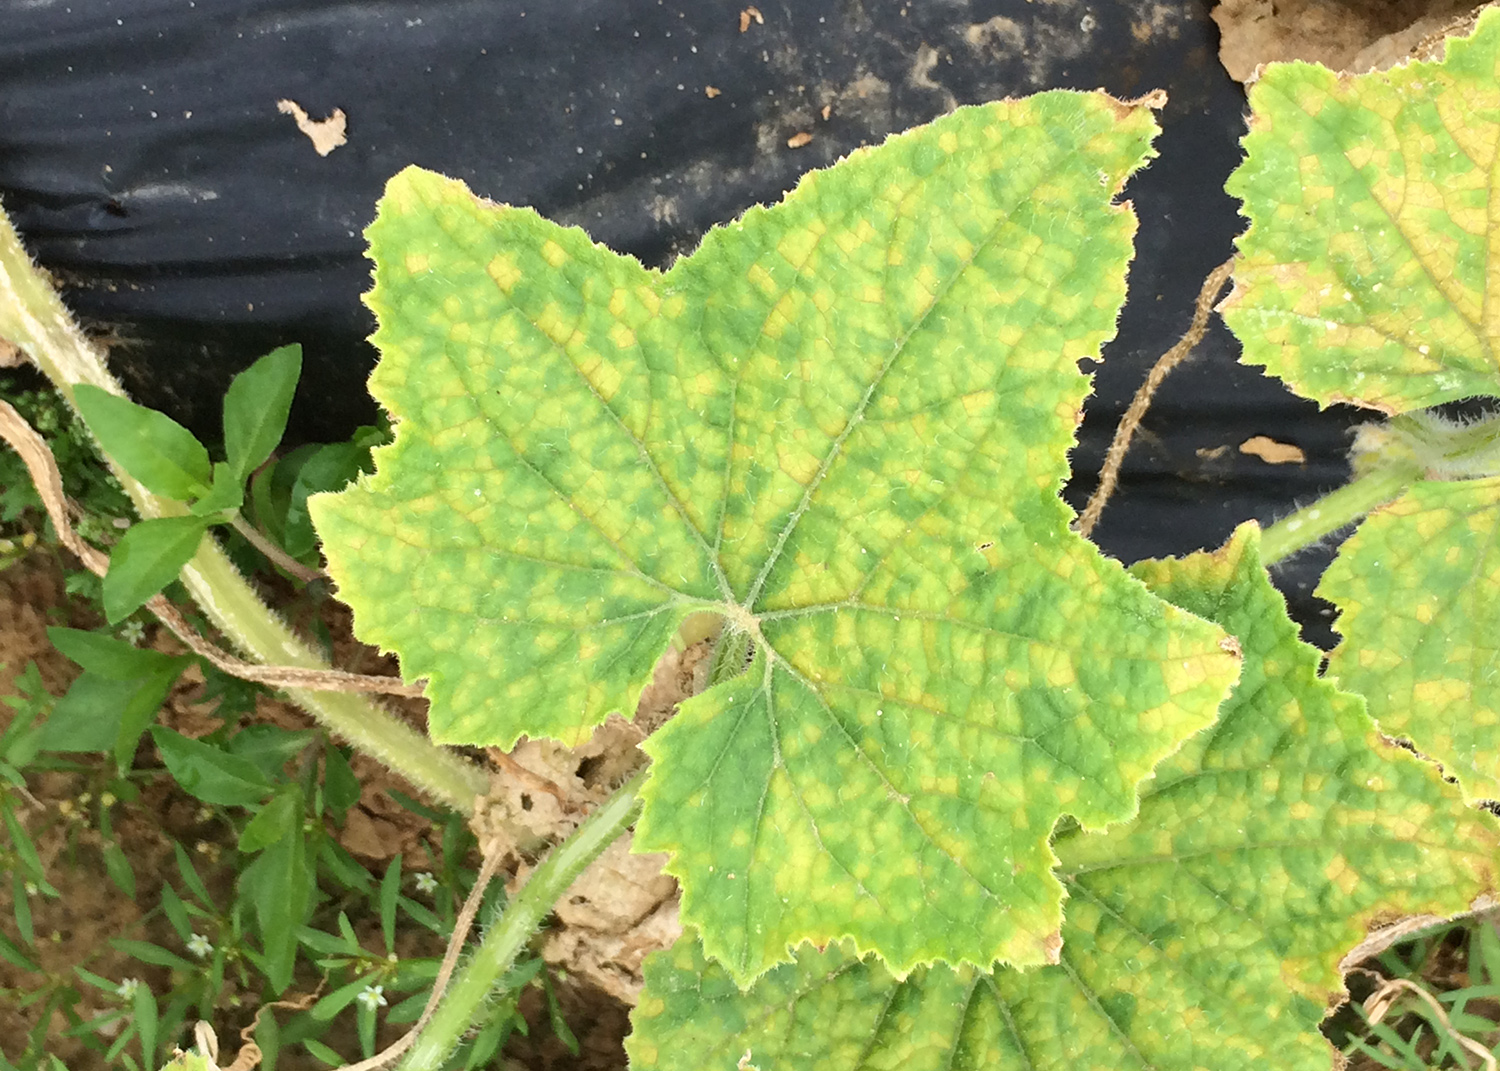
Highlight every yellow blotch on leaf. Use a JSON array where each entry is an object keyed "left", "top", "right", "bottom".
[
  {"left": 541, "top": 240, "right": 569, "bottom": 268},
  {"left": 1323, "top": 854, "right": 1360, "bottom": 896},
  {"left": 581, "top": 356, "right": 623, "bottom": 403},
  {"left": 535, "top": 303, "right": 577, "bottom": 346},
  {"left": 779, "top": 445, "right": 822, "bottom": 485},
  {"left": 747, "top": 262, "right": 778, "bottom": 297},
  {"left": 1413, "top": 678, "right": 1471, "bottom": 707},
  {"left": 488, "top": 254, "right": 522, "bottom": 294},
  {"left": 405, "top": 252, "right": 431, "bottom": 274},
  {"left": 777, "top": 223, "right": 824, "bottom": 269},
  {"left": 609, "top": 322, "right": 637, "bottom": 350}
]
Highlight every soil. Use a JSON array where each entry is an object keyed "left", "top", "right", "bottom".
[{"left": 0, "top": 546, "right": 697, "bottom": 1070}]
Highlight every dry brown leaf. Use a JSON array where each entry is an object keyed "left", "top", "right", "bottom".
[
  {"left": 1239, "top": 435, "right": 1306, "bottom": 465},
  {"left": 786, "top": 131, "right": 814, "bottom": 148},
  {"left": 543, "top": 835, "right": 680, "bottom": 1004},
  {"left": 705, "top": 85, "right": 722, "bottom": 98},
  {"left": 738, "top": 6, "right": 763, "bottom": 32},
  {"left": 276, "top": 99, "right": 348, "bottom": 157},
  {"left": 554, "top": 836, "right": 676, "bottom": 932}
]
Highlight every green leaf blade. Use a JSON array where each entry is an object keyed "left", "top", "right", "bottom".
[
  {"left": 631, "top": 526, "right": 1500, "bottom": 1068},
  {"left": 187, "top": 462, "right": 245, "bottom": 517},
  {"left": 72, "top": 385, "right": 211, "bottom": 501},
  {"left": 1319, "top": 477, "right": 1500, "bottom": 802},
  {"left": 223, "top": 344, "right": 301, "bottom": 485},
  {"left": 313, "top": 93, "right": 1244, "bottom": 981},
  {"left": 1221, "top": 9, "right": 1500, "bottom": 412},
  {"left": 102, "top": 515, "right": 210, "bottom": 624},
  {"left": 151, "top": 727, "right": 274, "bottom": 807}
]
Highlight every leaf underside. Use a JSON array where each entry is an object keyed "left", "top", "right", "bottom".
[
  {"left": 628, "top": 526, "right": 1499, "bottom": 1070},
  {"left": 1223, "top": 12, "right": 1500, "bottom": 812},
  {"left": 311, "top": 92, "right": 1241, "bottom": 982}
]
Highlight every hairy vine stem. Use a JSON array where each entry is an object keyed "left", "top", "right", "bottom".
[
  {"left": 0, "top": 402, "right": 430, "bottom": 699},
  {"left": 0, "top": 205, "right": 488, "bottom": 815},
  {"left": 398, "top": 771, "right": 648, "bottom": 1071},
  {"left": 1256, "top": 461, "right": 1424, "bottom": 567}
]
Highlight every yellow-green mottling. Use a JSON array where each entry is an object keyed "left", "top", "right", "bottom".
[
  {"left": 629, "top": 527, "right": 1498, "bottom": 1069},
  {"left": 1320, "top": 477, "right": 1500, "bottom": 802},
  {"left": 1222, "top": 9, "right": 1500, "bottom": 412},
  {"left": 310, "top": 92, "right": 1242, "bottom": 983}
]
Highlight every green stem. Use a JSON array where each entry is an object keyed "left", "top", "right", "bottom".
[
  {"left": 227, "top": 511, "right": 325, "bottom": 583},
  {"left": 1258, "top": 459, "right": 1422, "bottom": 567},
  {"left": 400, "top": 771, "right": 647, "bottom": 1071},
  {"left": 0, "top": 202, "right": 488, "bottom": 814},
  {"left": 705, "top": 625, "right": 752, "bottom": 687}
]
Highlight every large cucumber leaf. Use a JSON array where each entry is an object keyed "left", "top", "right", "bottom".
[
  {"left": 311, "top": 92, "right": 1241, "bottom": 981},
  {"left": 1222, "top": 9, "right": 1500, "bottom": 414},
  {"left": 1222, "top": 12, "right": 1500, "bottom": 803},
  {"left": 629, "top": 526, "right": 1498, "bottom": 1069}
]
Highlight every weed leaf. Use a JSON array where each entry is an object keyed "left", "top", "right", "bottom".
[
  {"left": 223, "top": 344, "right": 301, "bottom": 486},
  {"left": 72, "top": 385, "right": 211, "bottom": 501},
  {"left": 46, "top": 627, "right": 185, "bottom": 680},
  {"left": 238, "top": 786, "right": 302, "bottom": 852},
  {"left": 151, "top": 726, "right": 274, "bottom": 807},
  {"left": 1222, "top": 10, "right": 1500, "bottom": 412},
  {"left": 103, "top": 515, "right": 210, "bottom": 624},
  {"left": 188, "top": 461, "right": 246, "bottom": 517},
  {"left": 629, "top": 526, "right": 1499, "bottom": 1069},
  {"left": 240, "top": 788, "right": 311, "bottom": 993},
  {"left": 311, "top": 93, "right": 1241, "bottom": 980}
]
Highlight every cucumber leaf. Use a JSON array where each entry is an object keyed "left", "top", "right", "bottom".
[
  {"left": 1319, "top": 477, "right": 1500, "bottom": 802},
  {"left": 1223, "top": 10, "right": 1500, "bottom": 808},
  {"left": 1222, "top": 9, "right": 1500, "bottom": 413},
  {"left": 629, "top": 526, "right": 1499, "bottom": 1069},
  {"left": 311, "top": 92, "right": 1242, "bottom": 981}
]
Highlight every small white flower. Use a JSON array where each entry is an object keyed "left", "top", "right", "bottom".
[
  {"left": 120, "top": 620, "right": 146, "bottom": 646},
  {"left": 414, "top": 872, "right": 438, "bottom": 895},
  {"left": 187, "top": 933, "right": 213, "bottom": 958},
  {"left": 115, "top": 977, "right": 142, "bottom": 1001},
  {"left": 356, "top": 984, "right": 387, "bottom": 1010},
  {"left": 22, "top": 881, "right": 37, "bottom": 897}
]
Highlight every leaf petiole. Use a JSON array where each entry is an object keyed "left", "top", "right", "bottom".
[{"left": 1259, "top": 460, "right": 1423, "bottom": 567}]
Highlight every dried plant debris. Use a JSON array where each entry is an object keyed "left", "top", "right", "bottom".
[
  {"left": 543, "top": 835, "right": 681, "bottom": 1005},
  {"left": 1212, "top": 0, "right": 1492, "bottom": 80},
  {"left": 276, "top": 99, "right": 348, "bottom": 156},
  {"left": 1239, "top": 435, "right": 1306, "bottom": 464}
]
